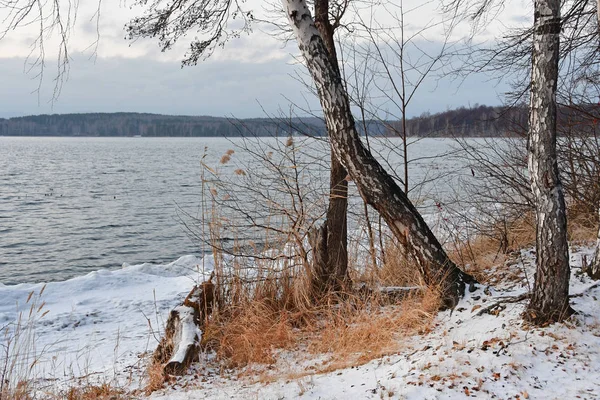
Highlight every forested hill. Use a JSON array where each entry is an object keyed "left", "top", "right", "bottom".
[{"left": 0, "top": 106, "right": 531, "bottom": 137}]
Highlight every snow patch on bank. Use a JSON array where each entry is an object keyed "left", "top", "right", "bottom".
[
  {"left": 2, "top": 246, "right": 600, "bottom": 399},
  {"left": 147, "top": 246, "right": 600, "bottom": 400},
  {"left": 0, "top": 255, "right": 212, "bottom": 387}
]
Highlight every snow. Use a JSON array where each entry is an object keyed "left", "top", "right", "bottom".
[
  {"left": 1, "top": 246, "right": 600, "bottom": 399},
  {"left": 0, "top": 255, "right": 211, "bottom": 389},
  {"left": 169, "top": 306, "right": 201, "bottom": 364},
  {"left": 147, "top": 246, "right": 600, "bottom": 400}
]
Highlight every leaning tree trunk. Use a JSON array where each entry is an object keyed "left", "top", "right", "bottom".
[
  {"left": 309, "top": 0, "right": 350, "bottom": 295},
  {"left": 586, "top": 208, "right": 600, "bottom": 279},
  {"left": 524, "top": 0, "right": 572, "bottom": 325},
  {"left": 282, "top": 0, "right": 476, "bottom": 308}
]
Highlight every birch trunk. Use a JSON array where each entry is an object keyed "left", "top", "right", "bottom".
[
  {"left": 587, "top": 208, "right": 600, "bottom": 279},
  {"left": 597, "top": 0, "right": 600, "bottom": 32},
  {"left": 524, "top": 0, "right": 572, "bottom": 324},
  {"left": 310, "top": 0, "right": 349, "bottom": 294},
  {"left": 282, "top": 0, "right": 476, "bottom": 307}
]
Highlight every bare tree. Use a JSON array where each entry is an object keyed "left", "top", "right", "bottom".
[
  {"left": 523, "top": 0, "right": 572, "bottom": 324},
  {"left": 346, "top": 1, "right": 452, "bottom": 195},
  {"left": 310, "top": 0, "right": 350, "bottom": 295},
  {"left": 282, "top": 0, "right": 476, "bottom": 307}
]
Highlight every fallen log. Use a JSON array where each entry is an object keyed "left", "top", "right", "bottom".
[{"left": 152, "top": 278, "right": 215, "bottom": 375}]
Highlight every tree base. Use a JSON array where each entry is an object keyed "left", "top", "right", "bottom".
[{"left": 523, "top": 304, "right": 575, "bottom": 326}]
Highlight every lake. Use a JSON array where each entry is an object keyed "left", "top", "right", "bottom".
[{"left": 0, "top": 136, "right": 471, "bottom": 285}]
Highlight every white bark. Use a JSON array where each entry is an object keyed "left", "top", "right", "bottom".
[
  {"left": 525, "top": 0, "right": 571, "bottom": 323},
  {"left": 597, "top": 0, "right": 600, "bottom": 31},
  {"left": 282, "top": 0, "right": 476, "bottom": 306}
]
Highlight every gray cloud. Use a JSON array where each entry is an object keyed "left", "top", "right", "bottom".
[
  {"left": 0, "top": 52, "right": 510, "bottom": 119},
  {"left": 1, "top": 55, "right": 316, "bottom": 118}
]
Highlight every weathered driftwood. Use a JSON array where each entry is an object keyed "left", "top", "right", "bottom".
[{"left": 152, "top": 279, "right": 215, "bottom": 375}]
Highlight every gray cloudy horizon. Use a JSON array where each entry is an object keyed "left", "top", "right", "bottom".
[
  {"left": 0, "top": 51, "right": 512, "bottom": 120},
  {"left": 0, "top": 0, "right": 526, "bottom": 119}
]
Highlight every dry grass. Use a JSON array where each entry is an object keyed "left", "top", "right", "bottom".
[
  {"left": 204, "top": 301, "right": 296, "bottom": 367},
  {"left": 144, "top": 361, "right": 166, "bottom": 395},
  {"left": 308, "top": 288, "right": 440, "bottom": 364},
  {"left": 448, "top": 208, "right": 597, "bottom": 285},
  {"left": 0, "top": 382, "right": 127, "bottom": 400},
  {"left": 372, "top": 240, "right": 422, "bottom": 287},
  {"left": 184, "top": 217, "right": 446, "bottom": 376},
  {"left": 65, "top": 383, "right": 125, "bottom": 400},
  {"left": 196, "top": 285, "right": 440, "bottom": 375},
  {"left": 567, "top": 210, "right": 598, "bottom": 243},
  {"left": 194, "top": 298, "right": 441, "bottom": 384},
  {"left": 1, "top": 287, "right": 48, "bottom": 400},
  {"left": 449, "top": 214, "right": 537, "bottom": 284},
  {"left": 0, "top": 380, "right": 33, "bottom": 400}
]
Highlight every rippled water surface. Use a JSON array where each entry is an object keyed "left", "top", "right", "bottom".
[
  {"left": 0, "top": 136, "right": 470, "bottom": 285},
  {"left": 0, "top": 137, "right": 243, "bottom": 284}
]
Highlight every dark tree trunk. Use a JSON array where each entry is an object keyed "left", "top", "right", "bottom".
[
  {"left": 310, "top": 0, "right": 349, "bottom": 294},
  {"left": 283, "top": 0, "right": 476, "bottom": 307},
  {"left": 524, "top": 0, "right": 572, "bottom": 325},
  {"left": 586, "top": 208, "right": 600, "bottom": 279}
]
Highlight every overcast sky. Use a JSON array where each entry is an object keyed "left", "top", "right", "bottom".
[{"left": 0, "top": 0, "right": 531, "bottom": 119}]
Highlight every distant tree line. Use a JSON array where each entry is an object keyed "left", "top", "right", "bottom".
[
  {"left": 0, "top": 113, "right": 318, "bottom": 137},
  {"left": 0, "top": 105, "right": 597, "bottom": 137}
]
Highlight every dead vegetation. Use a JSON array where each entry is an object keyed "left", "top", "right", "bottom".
[
  {"left": 64, "top": 384, "right": 125, "bottom": 400},
  {"left": 449, "top": 213, "right": 537, "bottom": 284},
  {"left": 142, "top": 142, "right": 599, "bottom": 394},
  {"left": 143, "top": 224, "right": 447, "bottom": 394}
]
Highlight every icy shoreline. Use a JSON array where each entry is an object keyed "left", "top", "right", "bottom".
[
  {"left": 0, "top": 255, "right": 213, "bottom": 390},
  {"left": 2, "top": 246, "right": 600, "bottom": 399}
]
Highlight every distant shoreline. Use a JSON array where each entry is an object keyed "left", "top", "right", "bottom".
[{"left": 0, "top": 105, "right": 527, "bottom": 138}]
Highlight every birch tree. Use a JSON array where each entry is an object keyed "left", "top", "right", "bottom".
[
  {"left": 442, "top": 0, "right": 600, "bottom": 324},
  {"left": 281, "top": 0, "right": 476, "bottom": 307},
  {"left": 522, "top": 0, "right": 572, "bottom": 324}
]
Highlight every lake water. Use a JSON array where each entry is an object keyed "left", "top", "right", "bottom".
[{"left": 0, "top": 136, "right": 470, "bottom": 285}]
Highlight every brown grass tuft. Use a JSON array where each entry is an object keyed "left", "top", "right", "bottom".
[
  {"left": 206, "top": 301, "right": 295, "bottom": 367},
  {"left": 309, "top": 288, "right": 440, "bottom": 364},
  {"left": 144, "top": 361, "right": 166, "bottom": 395},
  {"left": 376, "top": 241, "right": 422, "bottom": 287},
  {"left": 65, "top": 383, "right": 124, "bottom": 400},
  {"left": 449, "top": 214, "right": 536, "bottom": 284}
]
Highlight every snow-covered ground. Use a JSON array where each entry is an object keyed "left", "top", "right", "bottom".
[
  {"left": 1, "top": 245, "right": 599, "bottom": 399},
  {"left": 0, "top": 255, "right": 212, "bottom": 392}
]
